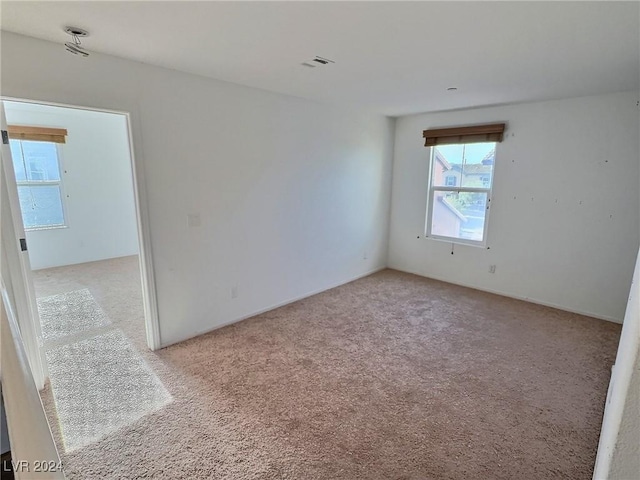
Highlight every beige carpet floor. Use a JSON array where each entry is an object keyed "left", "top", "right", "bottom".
[{"left": 34, "top": 256, "right": 621, "bottom": 479}]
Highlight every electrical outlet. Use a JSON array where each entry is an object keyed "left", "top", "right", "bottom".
[
  {"left": 231, "top": 286, "right": 238, "bottom": 299},
  {"left": 489, "top": 265, "right": 496, "bottom": 274}
]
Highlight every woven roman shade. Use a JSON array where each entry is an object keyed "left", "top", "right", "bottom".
[
  {"left": 8, "top": 125, "right": 67, "bottom": 144},
  {"left": 423, "top": 123, "right": 505, "bottom": 147}
]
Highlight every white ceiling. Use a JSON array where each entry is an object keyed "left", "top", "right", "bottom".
[{"left": 2, "top": 1, "right": 638, "bottom": 116}]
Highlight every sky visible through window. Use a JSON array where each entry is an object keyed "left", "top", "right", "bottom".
[{"left": 436, "top": 142, "right": 495, "bottom": 165}]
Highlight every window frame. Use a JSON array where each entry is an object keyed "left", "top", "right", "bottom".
[
  {"left": 11, "top": 139, "right": 69, "bottom": 231},
  {"left": 424, "top": 144, "right": 496, "bottom": 248},
  {"left": 444, "top": 175, "right": 457, "bottom": 187}
]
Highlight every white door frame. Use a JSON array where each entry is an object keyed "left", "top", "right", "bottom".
[
  {"left": 1, "top": 288, "right": 63, "bottom": 479},
  {"left": 1, "top": 97, "right": 161, "bottom": 369},
  {"left": 1, "top": 102, "right": 48, "bottom": 389}
]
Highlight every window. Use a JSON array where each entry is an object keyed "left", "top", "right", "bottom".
[
  {"left": 9, "top": 139, "right": 66, "bottom": 230},
  {"left": 426, "top": 142, "right": 496, "bottom": 245}
]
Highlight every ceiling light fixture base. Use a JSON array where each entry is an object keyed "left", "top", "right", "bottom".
[
  {"left": 64, "top": 26, "right": 89, "bottom": 37},
  {"left": 63, "top": 26, "right": 90, "bottom": 57}
]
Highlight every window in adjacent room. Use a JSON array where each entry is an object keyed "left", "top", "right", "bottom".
[
  {"left": 423, "top": 123, "right": 505, "bottom": 246},
  {"left": 9, "top": 139, "right": 66, "bottom": 230}
]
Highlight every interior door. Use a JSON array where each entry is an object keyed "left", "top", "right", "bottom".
[{"left": 0, "top": 101, "right": 47, "bottom": 389}]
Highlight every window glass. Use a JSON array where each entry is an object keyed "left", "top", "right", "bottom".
[
  {"left": 10, "top": 139, "right": 65, "bottom": 229},
  {"left": 426, "top": 142, "right": 496, "bottom": 245},
  {"left": 21, "top": 141, "right": 61, "bottom": 181},
  {"left": 17, "top": 185, "right": 65, "bottom": 228},
  {"left": 9, "top": 140, "right": 27, "bottom": 181},
  {"left": 429, "top": 191, "right": 488, "bottom": 242}
]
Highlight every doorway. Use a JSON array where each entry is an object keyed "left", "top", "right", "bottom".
[{"left": 1, "top": 99, "right": 166, "bottom": 452}]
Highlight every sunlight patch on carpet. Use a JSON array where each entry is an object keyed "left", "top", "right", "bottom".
[
  {"left": 46, "top": 329, "right": 172, "bottom": 452},
  {"left": 37, "top": 288, "right": 111, "bottom": 342}
]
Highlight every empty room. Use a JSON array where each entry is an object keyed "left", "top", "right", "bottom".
[{"left": 0, "top": 2, "right": 638, "bottom": 480}]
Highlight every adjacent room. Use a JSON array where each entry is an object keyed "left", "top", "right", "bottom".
[
  {"left": 0, "top": 2, "right": 638, "bottom": 480},
  {"left": 2, "top": 101, "right": 166, "bottom": 454}
]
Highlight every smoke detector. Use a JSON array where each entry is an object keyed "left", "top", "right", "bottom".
[{"left": 64, "top": 26, "right": 89, "bottom": 57}]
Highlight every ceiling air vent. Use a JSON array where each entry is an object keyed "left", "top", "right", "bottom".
[
  {"left": 301, "top": 56, "right": 335, "bottom": 68},
  {"left": 312, "top": 56, "right": 334, "bottom": 65}
]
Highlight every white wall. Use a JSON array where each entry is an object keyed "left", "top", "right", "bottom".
[
  {"left": 0, "top": 32, "right": 395, "bottom": 346},
  {"left": 389, "top": 91, "right": 639, "bottom": 322},
  {"left": 4, "top": 101, "right": 139, "bottom": 270},
  {"left": 594, "top": 248, "right": 640, "bottom": 479},
  {"left": 609, "top": 351, "right": 640, "bottom": 479}
]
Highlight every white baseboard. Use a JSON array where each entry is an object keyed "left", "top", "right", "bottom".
[
  {"left": 161, "top": 263, "right": 621, "bottom": 349},
  {"left": 392, "top": 267, "right": 622, "bottom": 324},
  {"left": 160, "top": 265, "right": 387, "bottom": 348}
]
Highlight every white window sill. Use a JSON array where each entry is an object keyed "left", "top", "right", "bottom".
[
  {"left": 424, "top": 234, "right": 488, "bottom": 249},
  {"left": 25, "top": 225, "right": 68, "bottom": 232}
]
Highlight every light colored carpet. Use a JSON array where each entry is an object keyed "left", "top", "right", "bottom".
[
  {"left": 45, "top": 329, "right": 171, "bottom": 452},
  {"left": 36, "top": 277, "right": 170, "bottom": 453},
  {"left": 35, "top": 256, "right": 621, "bottom": 479},
  {"left": 37, "top": 288, "right": 111, "bottom": 343}
]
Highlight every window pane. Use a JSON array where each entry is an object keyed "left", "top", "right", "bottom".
[
  {"left": 17, "top": 185, "right": 65, "bottom": 228},
  {"left": 431, "top": 146, "right": 461, "bottom": 187},
  {"left": 460, "top": 143, "right": 495, "bottom": 188},
  {"left": 9, "top": 140, "right": 27, "bottom": 181},
  {"left": 430, "top": 190, "right": 487, "bottom": 242},
  {"left": 20, "top": 141, "right": 61, "bottom": 181},
  {"left": 431, "top": 143, "right": 495, "bottom": 189}
]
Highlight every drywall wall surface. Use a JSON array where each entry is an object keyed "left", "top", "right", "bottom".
[
  {"left": 1, "top": 32, "right": 394, "bottom": 346},
  {"left": 389, "top": 91, "right": 639, "bottom": 322},
  {"left": 4, "top": 101, "right": 139, "bottom": 270},
  {"left": 594, "top": 248, "right": 639, "bottom": 479},
  {"left": 609, "top": 350, "right": 640, "bottom": 479}
]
